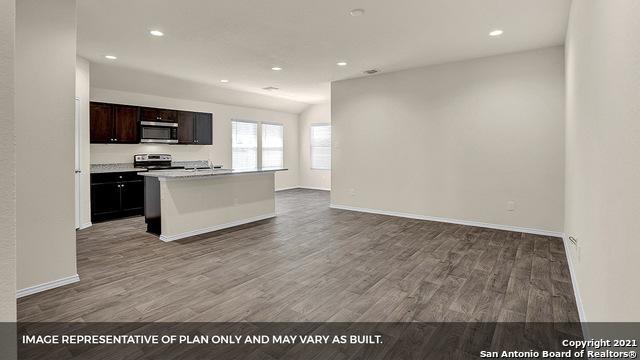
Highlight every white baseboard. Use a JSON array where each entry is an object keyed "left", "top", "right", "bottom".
[
  {"left": 159, "top": 213, "right": 276, "bottom": 242},
  {"left": 329, "top": 204, "right": 564, "bottom": 238},
  {"left": 562, "top": 235, "right": 588, "bottom": 328},
  {"left": 78, "top": 222, "right": 92, "bottom": 230},
  {"left": 17, "top": 274, "right": 79, "bottom": 298},
  {"left": 276, "top": 186, "right": 331, "bottom": 192},
  {"left": 275, "top": 186, "right": 299, "bottom": 191},
  {"left": 299, "top": 186, "right": 331, "bottom": 191}
]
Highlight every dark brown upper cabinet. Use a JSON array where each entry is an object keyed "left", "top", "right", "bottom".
[
  {"left": 194, "top": 112, "right": 213, "bottom": 145},
  {"left": 114, "top": 105, "right": 139, "bottom": 143},
  {"left": 90, "top": 102, "right": 139, "bottom": 144},
  {"left": 90, "top": 101, "right": 212, "bottom": 145},
  {"left": 141, "top": 107, "right": 177, "bottom": 122},
  {"left": 176, "top": 111, "right": 212, "bottom": 145},
  {"left": 177, "top": 111, "right": 195, "bottom": 144},
  {"left": 90, "top": 103, "right": 114, "bottom": 143}
]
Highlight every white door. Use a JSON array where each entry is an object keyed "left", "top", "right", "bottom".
[{"left": 75, "top": 97, "right": 81, "bottom": 229}]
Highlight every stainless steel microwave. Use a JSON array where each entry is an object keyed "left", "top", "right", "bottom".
[{"left": 140, "top": 121, "right": 178, "bottom": 143}]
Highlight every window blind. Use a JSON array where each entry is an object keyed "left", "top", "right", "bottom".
[
  {"left": 310, "top": 124, "right": 331, "bottom": 170},
  {"left": 262, "top": 123, "right": 284, "bottom": 169},
  {"left": 232, "top": 121, "right": 258, "bottom": 170}
]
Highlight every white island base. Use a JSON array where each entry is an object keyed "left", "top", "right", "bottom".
[{"left": 141, "top": 169, "right": 284, "bottom": 241}]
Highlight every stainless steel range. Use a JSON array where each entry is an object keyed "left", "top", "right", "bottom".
[
  {"left": 133, "top": 154, "right": 183, "bottom": 170},
  {"left": 134, "top": 154, "right": 218, "bottom": 171}
]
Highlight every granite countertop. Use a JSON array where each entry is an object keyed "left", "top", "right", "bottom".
[
  {"left": 91, "top": 160, "right": 213, "bottom": 174},
  {"left": 139, "top": 168, "right": 287, "bottom": 180},
  {"left": 90, "top": 163, "right": 148, "bottom": 174}
]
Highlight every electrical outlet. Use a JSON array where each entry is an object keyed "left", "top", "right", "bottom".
[{"left": 507, "top": 201, "right": 516, "bottom": 211}]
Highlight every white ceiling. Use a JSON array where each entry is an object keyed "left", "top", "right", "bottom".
[{"left": 78, "top": 0, "right": 571, "bottom": 110}]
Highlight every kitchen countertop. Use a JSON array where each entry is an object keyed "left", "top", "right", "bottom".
[
  {"left": 139, "top": 168, "right": 287, "bottom": 180},
  {"left": 90, "top": 163, "right": 148, "bottom": 174},
  {"left": 90, "top": 160, "right": 213, "bottom": 174}
]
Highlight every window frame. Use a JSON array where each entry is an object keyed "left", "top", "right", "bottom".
[
  {"left": 310, "top": 123, "right": 331, "bottom": 170},
  {"left": 231, "top": 119, "right": 285, "bottom": 170},
  {"left": 261, "top": 122, "right": 285, "bottom": 170},
  {"left": 231, "top": 119, "right": 259, "bottom": 170}
]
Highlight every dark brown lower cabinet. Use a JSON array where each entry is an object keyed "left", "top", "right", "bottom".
[
  {"left": 91, "top": 172, "right": 144, "bottom": 222},
  {"left": 120, "top": 181, "right": 144, "bottom": 212}
]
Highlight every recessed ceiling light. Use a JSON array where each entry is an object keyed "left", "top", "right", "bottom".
[
  {"left": 105, "top": 55, "right": 117, "bottom": 60},
  {"left": 149, "top": 30, "right": 164, "bottom": 37},
  {"left": 262, "top": 86, "right": 279, "bottom": 91},
  {"left": 336, "top": 61, "right": 348, "bottom": 66},
  {"left": 489, "top": 29, "right": 503, "bottom": 37},
  {"left": 220, "top": 79, "right": 229, "bottom": 83},
  {"left": 271, "top": 67, "right": 282, "bottom": 71},
  {"left": 350, "top": 8, "right": 365, "bottom": 16}
]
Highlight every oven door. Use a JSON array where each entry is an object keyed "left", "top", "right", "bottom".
[{"left": 140, "top": 121, "right": 178, "bottom": 143}]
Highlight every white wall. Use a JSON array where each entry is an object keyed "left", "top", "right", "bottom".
[
  {"left": 0, "top": 0, "right": 16, "bottom": 322},
  {"left": 331, "top": 47, "right": 565, "bottom": 234},
  {"left": 90, "top": 88, "right": 300, "bottom": 191},
  {"left": 16, "top": 0, "right": 77, "bottom": 290},
  {"left": 564, "top": 0, "right": 640, "bottom": 321},
  {"left": 298, "top": 103, "right": 331, "bottom": 190},
  {"left": 76, "top": 57, "right": 91, "bottom": 228}
]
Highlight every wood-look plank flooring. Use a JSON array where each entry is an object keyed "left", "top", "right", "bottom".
[{"left": 18, "top": 189, "right": 579, "bottom": 323}]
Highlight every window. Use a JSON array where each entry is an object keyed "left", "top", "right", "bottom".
[
  {"left": 262, "top": 123, "right": 284, "bottom": 169},
  {"left": 232, "top": 121, "right": 258, "bottom": 170},
  {"left": 310, "top": 124, "right": 331, "bottom": 170}
]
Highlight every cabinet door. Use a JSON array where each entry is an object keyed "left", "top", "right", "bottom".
[
  {"left": 140, "top": 107, "right": 159, "bottom": 121},
  {"left": 90, "top": 102, "right": 114, "bottom": 143},
  {"left": 120, "top": 181, "right": 144, "bottom": 213},
  {"left": 194, "top": 112, "right": 213, "bottom": 145},
  {"left": 141, "top": 107, "right": 177, "bottom": 122},
  {"left": 114, "top": 105, "right": 139, "bottom": 143},
  {"left": 177, "top": 111, "right": 195, "bottom": 144},
  {"left": 91, "top": 182, "right": 121, "bottom": 217},
  {"left": 156, "top": 109, "right": 177, "bottom": 122}
]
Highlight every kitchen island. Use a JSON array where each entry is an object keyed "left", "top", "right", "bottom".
[{"left": 140, "top": 168, "right": 286, "bottom": 241}]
